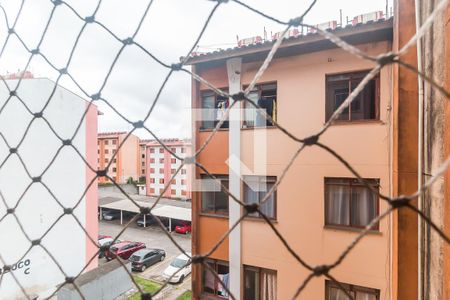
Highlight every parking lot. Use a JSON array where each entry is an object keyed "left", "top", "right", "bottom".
[{"left": 99, "top": 219, "right": 191, "bottom": 299}]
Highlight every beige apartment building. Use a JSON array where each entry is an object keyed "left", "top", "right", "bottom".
[
  {"left": 97, "top": 131, "right": 139, "bottom": 184},
  {"left": 188, "top": 16, "right": 394, "bottom": 299}
]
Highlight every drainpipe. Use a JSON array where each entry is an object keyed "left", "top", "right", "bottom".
[{"left": 414, "top": 0, "right": 424, "bottom": 299}]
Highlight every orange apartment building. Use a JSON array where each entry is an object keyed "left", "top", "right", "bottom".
[
  {"left": 145, "top": 139, "right": 192, "bottom": 200},
  {"left": 139, "top": 139, "right": 153, "bottom": 180},
  {"left": 188, "top": 16, "right": 395, "bottom": 300},
  {"left": 97, "top": 131, "right": 139, "bottom": 184}
]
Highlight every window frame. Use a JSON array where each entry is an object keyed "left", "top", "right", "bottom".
[
  {"left": 199, "top": 88, "right": 229, "bottom": 131},
  {"left": 202, "top": 258, "right": 230, "bottom": 298},
  {"left": 243, "top": 265, "right": 277, "bottom": 300},
  {"left": 242, "top": 81, "right": 278, "bottom": 129},
  {"left": 325, "top": 280, "right": 380, "bottom": 300},
  {"left": 200, "top": 174, "right": 229, "bottom": 217},
  {"left": 325, "top": 70, "right": 380, "bottom": 122},
  {"left": 243, "top": 176, "right": 277, "bottom": 220},
  {"left": 324, "top": 177, "right": 380, "bottom": 231}
]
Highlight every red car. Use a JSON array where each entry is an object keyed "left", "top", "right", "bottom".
[
  {"left": 175, "top": 222, "right": 191, "bottom": 234},
  {"left": 105, "top": 241, "right": 145, "bottom": 261}
]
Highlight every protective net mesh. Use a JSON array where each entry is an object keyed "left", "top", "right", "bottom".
[{"left": 0, "top": 0, "right": 449, "bottom": 299}]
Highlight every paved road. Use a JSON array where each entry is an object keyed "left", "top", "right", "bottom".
[{"left": 99, "top": 220, "right": 191, "bottom": 299}]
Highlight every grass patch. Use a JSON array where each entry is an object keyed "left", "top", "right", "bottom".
[
  {"left": 128, "top": 276, "right": 161, "bottom": 300},
  {"left": 176, "top": 290, "right": 192, "bottom": 300}
]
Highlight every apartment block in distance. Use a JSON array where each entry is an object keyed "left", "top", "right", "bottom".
[
  {"left": 139, "top": 139, "right": 153, "bottom": 180},
  {"left": 145, "top": 139, "right": 192, "bottom": 200},
  {"left": 97, "top": 131, "right": 139, "bottom": 184},
  {"left": 187, "top": 13, "right": 394, "bottom": 299}
]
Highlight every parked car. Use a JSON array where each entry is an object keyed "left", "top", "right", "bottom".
[
  {"left": 98, "top": 236, "right": 115, "bottom": 258},
  {"left": 105, "top": 241, "right": 145, "bottom": 260},
  {"left": 162, "top": 252, "right": 192, "bottom": 283},
  {"left": 136, "top": 215, "right": 157, "bottom": 227},
  {"left": 175, "top": 222, "right": 191, "bottom": 234},
  {"left": 129, "top": 248, "right": 166, "bottom": 272},
  {"left": 102, "top": 210, "right": 121, "bottom": 221},
  {"left": 98, "top": 234, "right": 112, "bottom": 240}
]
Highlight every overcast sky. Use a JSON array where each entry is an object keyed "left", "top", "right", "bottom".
[{"left": 0, "top": 0, "right": 393, "bottom": 139}]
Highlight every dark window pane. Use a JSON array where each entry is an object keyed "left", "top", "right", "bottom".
[
  {"left": 351, "top": 80, "right": 376, "bottom": 120},
  {"left": 244, "top": 268, "right": 259, "bottom": 300},
  {"left": 201, "top": 191, "right": 215, "bottom": 213},
  {"left": 202, "top": 94, "right": 215, "bottom": 129}
]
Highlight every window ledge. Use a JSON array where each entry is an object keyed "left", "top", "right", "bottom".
[
  {"left": 325, "top": 120, "right": 385, "bottom": 126},
  {"left": 199, "top": 128, "right": 229, "bottom": 132},
  {"left": 244, "top": 216, "right": 278, "bottom": 223},
  {"left": 199, "top": 213, "right": 229, "bottom": 219},
  {"left": 241, "top": 126, "right": 277, "bottom": 130},
  {"left": 324, "top": 225, "right": 381, "bottom": 235}
]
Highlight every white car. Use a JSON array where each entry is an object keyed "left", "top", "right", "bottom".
[{"left": 162, "top": 252, "right": 192, "bottom": 283}]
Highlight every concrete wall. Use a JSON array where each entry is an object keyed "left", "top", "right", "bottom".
[
  {"left": 99, "top": 184, "right": 138, "bottom": 197},
  {"left": 57, "top": 261, "right": 133, "bottom": 300},
  {"left": 419, "top": 1, "right": 450, "bottom": 299},
  {"left": 0, "top": 78, "right": 98, "bottom": 299}
]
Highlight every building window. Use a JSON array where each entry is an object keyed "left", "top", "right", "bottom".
[
  {"left": 243, "top": 176, "right": 276, "bottom": 219},
  {"left": 325, "top": 280, "right": 379, "bottom": 300},
  {"left": 244, "top": 266, "right": 277, "bottom": 300},
  {"left": 105, "top": 149, "right": 109, "bottom": 154},
  {"left": 159, "top": 178, "right": 164, "bottom": 184},
  {"left": 181, "top": 148, "right": 186, "bottom": 153},
  {"left": 159, "top": 168, "right": 164, "bottom": 174},
  {"left": 200, "top": 90, "right": 229, "bottom": 130},
  {"left": 112, "top": 139, "right": 117, "bottom": 145},
  {"left": 150, "top": 178, "right": 155, "bottom": 183},
  {"left": 150, "top": 188, "right": 155, "bottom": 193},
  {"left": 181, "top": 179, "right": 186, "bottom": 185},
  {"left": 171, "top": 158, "right": 176, "bottom": 164},
  {"left": 171, "top": 189, "right": 176, "bottom": 195},
  {"left": 201, "top": 175, "right": 229, "bottom": 216},
  {"left": 181, "top": 169, "right": 186, "bottom": 175},
  {"left": 244, "top": 82, "right": 277, "bottom": 128},
  {"left": 159, "top": 158, "right": 164, "bottom": 163},
  {"left": 113, "top": 158, "right": 116, "bottom": 163},
  {"left": 141, "top": 169, "right": 145, "bottom": 174},
  {"left": 159, "top": 148, "right": 164, "bottom": 153},
  {"left": 112, "top": 149, "right": 116, "bottom": 154},
  {"left": 203, "top": 259, "right": 229, "bottom": 298},
  {"left": 150, "top": 168, "right": 154, "bottom": 173},
  {"left": 325, "top": 178, "right": 379, "bottom": 229},
  {"left": 104, "top": 158, "right": 108, "bottom": 163},
  {"left": 142, "top": 162, "right": 145, "bottom": 167},
  {"left": 141, "top": 154, "right": 145, "bottom": 158},
  {"left": 171, "top": 147, "right": 176, "bottom": 152},
  {"left": 104, "top": 140, "right": 108, "bottom": 145},
  {"left": 171, "top": 179, "right": 176, "bottom": 185},
  {"left": 325, "top": 71, "right": 379, "bottom": 122},
  {"left": 150, "top": 148, "right": 155, "bottom": 153},
  {"left": 97, "top": 149, "right": 100, "bottom": 154},
  {"left": 112, "top": 176, "right": 116, "bottom": 181},
  {"left": 171, "top": 169, "right": 175, "bottom": 174},
  {"left": 150, "top": 158, "right": 155, "bottom": 163},
  {"left": 181, "top": 190, "right": 187, "bottom": 196}
]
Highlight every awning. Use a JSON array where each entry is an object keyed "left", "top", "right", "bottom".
[{"left": 99, "top": 199, "right": 191, "bottom": 221}]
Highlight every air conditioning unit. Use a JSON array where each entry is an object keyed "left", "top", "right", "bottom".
[
  {"left": 352, "top": 11, "right": 385, "bottom": 25},
  {"left": 237, "top": 36, "right": 263, "bottom": 47}
]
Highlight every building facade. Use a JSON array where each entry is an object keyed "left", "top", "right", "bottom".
[
  {"left": 97, "top": 132, "right": 139, "bottom": 184},
  {"left": 139, "top": 139, "right": 152, "bottom": 181},
  {"left": 188, "top": 17, "right": 394, "bottom": 299},
  {"left": 145, "top": 139, "right": 192, "bottom": 200},
  {"left": 0, "top": 78, "right": 98, "bottom": 299}
]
